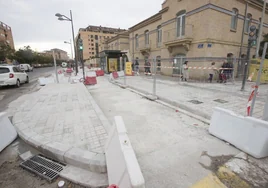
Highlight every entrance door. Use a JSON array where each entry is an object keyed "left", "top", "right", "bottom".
[{"left": 173, "top": 55, "right": 185, "bottom": 76}]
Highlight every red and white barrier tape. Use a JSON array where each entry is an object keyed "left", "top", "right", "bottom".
[{"left": 137, "top": 65, "right": 233, "bottom": 70}]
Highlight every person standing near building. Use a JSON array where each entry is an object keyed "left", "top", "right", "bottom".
[
  {"left": 182, "top": 61, "right": 189, "bottom": 81},
  {"left": 208, "top": 62, "right": 216, "bottom": 83},
  {"left": 135, "top": 58, "right": 139, "bottom": 75}
]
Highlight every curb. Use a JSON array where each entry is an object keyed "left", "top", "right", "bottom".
[{"left": 111, "top": 80, "right": 210, "bottom": 125}]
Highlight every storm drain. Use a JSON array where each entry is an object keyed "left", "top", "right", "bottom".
[
  {"left": 214, "top": 99, "right": 228, "bottom": 104},
  {"left": 20, "top": 154, "right": 65, "bottom": 182},
  {"left": 188, "top": 100, "right": 203, "bottom": 104}
]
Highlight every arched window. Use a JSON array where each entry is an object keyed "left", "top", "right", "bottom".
[
  {"left": 135, "top": 34, "right": 139, "bottom": 49},
  {"left": 244, "top": 13, "right": 252, "bottom": 33},
  {"left": 231, "top": 8, "right": 239, "bottom": 30},
  {"left": 176, "top": 10, "right": 186, "bottom": 37},
  {"left": 145, "top": 30, "right": 149, "bottom": 46},
  {"left": 157, "top": 25, "right": 162, "bottom": 46}
]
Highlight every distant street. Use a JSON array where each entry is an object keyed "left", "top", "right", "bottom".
[{"left": 0, "top": 67, "right": 54, "bottom": 112}]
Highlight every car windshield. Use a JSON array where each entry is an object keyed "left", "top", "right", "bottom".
[{"left": 0, "top": 67, "right": 10, "bottom": 74}]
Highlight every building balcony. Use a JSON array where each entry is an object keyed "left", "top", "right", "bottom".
[
  {"left": 164, "top": 24, "right": 193, "bottom": 51},
  {"left": 138, "top": 40, "right": 151, "bottom": 55}
]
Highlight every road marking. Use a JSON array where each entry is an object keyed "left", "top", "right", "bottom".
[
  {"left": 190, "top": 173, "right": 227, "bottom": 188},
  {"left": 190, "top": 166, "right": 250, "bottom": 188}
]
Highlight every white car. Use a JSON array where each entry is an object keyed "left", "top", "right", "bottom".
[
  {"left": 19, "top": 64, "right": 33, "bottom": 72},
  {"left": 0, "top": 65, "right": 29, "bottom": 87}
]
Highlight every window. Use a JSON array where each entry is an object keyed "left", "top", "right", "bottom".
[
  {"left": 157, "top": 26, "right": 162, "bottom": 47},
  {"left": 244, "top": 13, "right": 252, "bottom": 33},
  {"left": 91, "top": 35, "right": 93, "bottom": 38},
  {"left": 91, "top": 43, "right": 94, "bottom": 46},
  {"left": 135, "top": 34, "right": 139, "bottom": 49},
  {"left": 176, "top": 10, "right": 186, "bottom": 37},
  {"left": 13, "top": 67, "right": 19, "bottom": 72},
  {"left": 91, "top": 39, "right": 94, "bottom": 42},
  {"left": 92, "top": 52, "right": 95, "bottom": 54},
  {"left": 92, "top": 48, "right": 94, "bottom": 50},
  {"left": 95, "top": 35, "right": 98, "bottom": 40},
  {"left": 145, "top": 30, "right": 149, "bottom": 45},
  {"left": 0, "top": 67, "right": 9, "bottom": 74},
  {"left": 231, "top": 8, "right": 239, "bottom": 30}
]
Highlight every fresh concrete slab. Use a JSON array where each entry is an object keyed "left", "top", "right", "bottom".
[{"left": 90, "top": 77, "right": 239, "bottom": 188}]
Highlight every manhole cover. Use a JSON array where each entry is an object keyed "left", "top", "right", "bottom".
[
  {"left": 214, "top": 99, "right": 228, "bottom": 104},
  {"left": 188, "top": 100, "right": 203, "bottom": 104},
  {"left": 20, "top": 155, "right": 65, "bottom": 182}
]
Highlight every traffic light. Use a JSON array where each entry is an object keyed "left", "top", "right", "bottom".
[
  {"left": 249, "top": 25, "right": 257, "bottom": 47},
  {"left": 78, "top": 39, "right": 83, "bottom": 51}
]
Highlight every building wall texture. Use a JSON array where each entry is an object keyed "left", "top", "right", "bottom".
[{"left": 0, "top": 21, "right": 15, "bottom": 49}]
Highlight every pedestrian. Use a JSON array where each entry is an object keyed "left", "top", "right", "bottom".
[
  {"left": 221, "top": 61, "right": 228, "bottom": 83},
  {"left": 135, "top": 58, "right": 139, "bottom": 75},
  {"left": 208, "top": 62, "right": 216, "bottom": 83},
  {"left": 147, "top": 60, "right": 151, "bottom": 75},
  {"left": 182, "top": 61, "right": 189, "bottom": 81}
]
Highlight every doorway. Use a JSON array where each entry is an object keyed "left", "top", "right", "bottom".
[{"left": 173, "top": 54, "right": 185, "bottom": 76}]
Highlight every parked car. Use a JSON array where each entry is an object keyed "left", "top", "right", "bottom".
[
  {"left": 19, "top": 64, "right": 33, "bottom": 72},
  {"left": 0, "top": 65, "right": 29, "bottom": 87}
]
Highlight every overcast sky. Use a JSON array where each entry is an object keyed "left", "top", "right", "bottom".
[{"left": 0, "top": 0, "right": 164, "bottom": 57}]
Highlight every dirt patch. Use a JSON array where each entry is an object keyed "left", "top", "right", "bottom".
[
  {"left": 0, "top": 157, "right": 84, "bottom": 188},
  {"left": 199, "top": 151, "right": 234, "bottom": 172}
]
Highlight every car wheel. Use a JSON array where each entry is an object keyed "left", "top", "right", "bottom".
[
  {"left": 25, "top": 76, "right": 29, "bottom": 84},
  {"left": 16, "top": 80, "right": 20, "bottom": 88}
]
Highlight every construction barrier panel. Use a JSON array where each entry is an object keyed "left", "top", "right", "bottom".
[
  {"left": 117, "top": 71, "right": 125, "bottom": 77},
  {"left": 96, "top": 70, "right": 105, "bottom": 76},
  {"left": 209, "top": 107, "right": 268, "bottom": 158},
  {"left": 0, "top": 112, "right": 17, "bottom": 152},
  {"left": 248, "top": 62, "right": 268, "bottom": 83},
  {"left": 84, "top": 76, "right": 97, "bottom": 85},
  {"left": 112, "top": 72, "right": 119, "bottom": 79},
  {"left": 105, "top": 116, "right": 145, "bottom": 188}
]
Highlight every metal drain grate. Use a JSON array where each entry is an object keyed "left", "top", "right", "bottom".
[
  {"left": 188, "top": 100, "right": 203, "bottom": 104},
  {"left": 20, "top": 155, "right": 65, "bottom": 182},
  {"left": 214, "top": 99, "right": 228, "bottom": 104}
]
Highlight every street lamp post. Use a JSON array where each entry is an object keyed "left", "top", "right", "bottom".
[
  {"left": 55, "top": 10, "right": 78, "bottom": 75},
  {"left": 64, "top": 39, "right": 73, "bottom": 59}
]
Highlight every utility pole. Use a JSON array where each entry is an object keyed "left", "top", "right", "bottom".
[
  {"left": 241, "top": 25, "right": 258, "bottom": 91},
  {"left": 255, "top": 0, "right": 267, "bottom": 58}
]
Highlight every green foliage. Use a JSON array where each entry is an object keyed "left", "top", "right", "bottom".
[{"left": 0, "top": 42, "right": 15, "bottom": 62}]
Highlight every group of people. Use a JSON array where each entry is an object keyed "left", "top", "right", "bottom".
[
  {"left": 181, "top": 61, "right": 234, "bottom": 83},
  {"left": 133, "top": 58, "right": 151, "bottom": 75}
]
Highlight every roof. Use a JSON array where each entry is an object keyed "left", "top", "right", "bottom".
[{"left": 79, "top": 25, "right": 126, "bottom": 33}]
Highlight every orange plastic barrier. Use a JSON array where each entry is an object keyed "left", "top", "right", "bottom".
[{"left": 112, "top": 72, "right": 119, "bottom": 79}]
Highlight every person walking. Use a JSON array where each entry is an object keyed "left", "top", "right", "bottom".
[
  {"left": 135, "top": 58, "right": 139, "bottom": 75},
  {"left": 182, "top": 61, "right": 189, "bottom": 81},
  {"left": 208, "top": 62, "right": 216, "bottom": 83}
]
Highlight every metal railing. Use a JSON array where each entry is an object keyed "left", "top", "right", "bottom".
[{"left": 164, "top": 24, "right": 193, "bottom": 43}]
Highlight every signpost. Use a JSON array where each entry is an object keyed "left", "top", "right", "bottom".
[{"left": 125, "top": 62, "right": 132, "bottom": 76}]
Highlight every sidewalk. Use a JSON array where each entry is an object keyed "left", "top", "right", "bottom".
[
  {"left": 89, "top": 76, "right": 240, "bottom": 187},
  {"left": 115, "top": 74, "right": 267, "bottom": 119},
  {"left": 8, "top": 82, "right": 109, "bottom": 187}
]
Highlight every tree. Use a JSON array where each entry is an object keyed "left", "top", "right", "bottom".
[{"left": 0, "top": 42, "right": 15, "bottom": 62}]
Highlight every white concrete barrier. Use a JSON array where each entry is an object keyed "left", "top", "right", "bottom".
[
  {"left": 38, "top": 77, "right": 54, "bottom": 86},
  {"left": 86, "top": 71, "right": 97, "bottom": 77},
  {"left": 105, "top": 116, "right": 145, "bottom": 188},
  {"left": 117, "top": 71, "right": 125, "bottom": 77},
  {"left": 209, "top": 107, "right": 268, "bottom": 158},
  {"left": 0, "top": 112, "right": 17, "bottom": 152}
]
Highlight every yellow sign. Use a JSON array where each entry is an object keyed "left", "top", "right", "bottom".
[
  {"left": 125, "top": 62, "right": 132, "bottom": 75},
  {"left": 249, "top": 59, "right": 268, "bottom": 83},
  {"left": 109, "top": 58, "right": 117, "bottom": 72}
]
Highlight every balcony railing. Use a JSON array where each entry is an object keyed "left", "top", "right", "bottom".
[
  {"left": 164, "top": 24, "right": 193, "bottom": 45},
  {"left": 138, "top": 40, "right": 151, "bottom": 51}
]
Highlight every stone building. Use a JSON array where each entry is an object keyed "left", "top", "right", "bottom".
[{"left": 128, "top": 0, "right": 268, "bottom": 77}]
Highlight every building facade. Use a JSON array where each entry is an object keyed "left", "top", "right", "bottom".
[
  {"left": 0, "top": 21, "right": 15, "bottom": 49},
  {"left": 44, "top": 48, "right": 69, "bottom": 61},
  {"left": 129, "top": 0, "right": 268, "bottom": 77},
  {"left": 76, "top": 25, "right": 126, "bottom": 61}
]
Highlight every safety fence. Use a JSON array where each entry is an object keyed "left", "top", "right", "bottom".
[{"left": 112, "top": 57, "right": 268, "bottom": 121}]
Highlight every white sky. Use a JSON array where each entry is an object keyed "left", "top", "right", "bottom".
[{"left": 0, "top": 0, "right": 164, "bottom": 57}]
